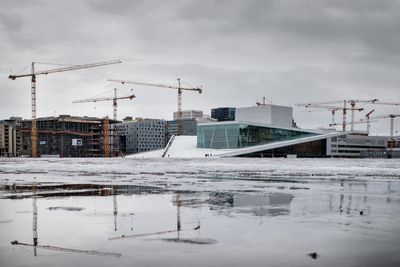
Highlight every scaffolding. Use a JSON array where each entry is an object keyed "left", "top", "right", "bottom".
[{"left": 20, "top": 115, "right": 118, "bottom": 157}]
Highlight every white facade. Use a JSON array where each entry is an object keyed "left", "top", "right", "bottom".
[{"left": 235, "top": 105, "right": 293, "bottom": 128}]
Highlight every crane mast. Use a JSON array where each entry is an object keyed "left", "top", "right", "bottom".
[
  {"left": 31, "top": 63, "right": 38, "bottom": 157},
  {"left": 108, "top": 78, "right": 202, "bottom": 135},
  {"left": 32, "top": 179, "right": 38, "bottom": 256},
  {"left": 365, "top": 109, "right": 375, "bottom": 135},
  {"left": 113, "top": 88, "right": 117, "bottom": 121},
  {"left": 8, "top": 60, "right": 122, "bottom": 157},
  {"left": 177, "top": 78, "right": 183, "bottom": 135}
]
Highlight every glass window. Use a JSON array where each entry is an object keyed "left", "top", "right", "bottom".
[{"left": 197, "top": 123, "right": 316, "bottom": 149}]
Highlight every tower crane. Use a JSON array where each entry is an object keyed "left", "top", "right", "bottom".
[
  {"left": 297, "top": 103, "right": 363, "bottom": 131},
  {"left": 365, "top": 109, "right": 375, "bottom": 135},
  {"left": 346, "top": 99, "right": 378, "bottom": 131},
  {"left": 72, "top": 88, "right": 135, "bottom": 121},
  {"left": 371, "top": 101, "right": 400, "bottom": 148},
  {"left": 329, "top": 116, "right": 378, "bottom": 133},
  {"left": 370, "top": 114, "right": 400, "bottom": 150},
  {"left": 108, "top": 78, "right": 202, "bottom": 135},
  {"left": 297, "top": 99, "right": 378, "bottom": 131},
  {"left": 330, "top": 113, "right": 400, "bottom": 149},
  {"left": 10, "top": 180, "right": 121, "bottom": 258},
  {"left": 8, "top": 60, "right": 122, "bottom": 157}
]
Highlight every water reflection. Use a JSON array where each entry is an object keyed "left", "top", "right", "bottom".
[
  {"left": 0, "top": 176, "right": 399, "bottom": 267},
  {"left": 109, "top": 193, "right": 217, "bottom": 245},
  {"left": 10, "top": 181, "right": 122, "bottom": 258},
  {"left": 208, "top": 192, "right": 293, "bottom": 217},
  {"left": 1, "top": 183, "right": 166, "bottom": 199},
  {"left": 32, "top": 179, "right": 38, "bottom": 256},
  {"left": 113, "top": 192, "right": 118, "bottom": 231}
]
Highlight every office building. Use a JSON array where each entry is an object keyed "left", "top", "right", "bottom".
[
  {"left": 211, "top": 107, "right": 236, "bottom": 122},
  {"left": 115, "top": 119, "right": 166, "bottom": 155}
]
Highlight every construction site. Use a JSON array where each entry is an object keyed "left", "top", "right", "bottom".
[
  {"left": 19, "top": 115, "right": 119, "bottom": 158},
  {"left": 2, "top": 59, "right": 400, "bottom": 158}
]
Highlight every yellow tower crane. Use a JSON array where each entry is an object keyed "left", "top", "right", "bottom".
[
  {"left": 8, "top": 60, "right": 122, "bottom": 157},
  {"left": 72, "top": 88, "right": 135, "bottom": 121},
  {"left": 108, "top": 78, "right": 202, "bottom": 135}
]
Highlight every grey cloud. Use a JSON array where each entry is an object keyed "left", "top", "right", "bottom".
[{"left": 1, "top": 0, "right": 400, "bottom": 135}]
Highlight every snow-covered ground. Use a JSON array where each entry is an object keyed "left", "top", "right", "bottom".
[
  {"left": 127, "top": 136, "right": 234, "bottom": 158},
  {"left": 0, "top": 157, "right": 399, "bottom": 189}
]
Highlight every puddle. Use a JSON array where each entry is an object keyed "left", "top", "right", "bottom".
[{"left": 1, "top": 158, "right": 400, "bottom": 267}]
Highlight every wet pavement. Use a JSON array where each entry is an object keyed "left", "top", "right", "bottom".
[{"left": 0, "top": 158, "right": 400, "bottom": 266}]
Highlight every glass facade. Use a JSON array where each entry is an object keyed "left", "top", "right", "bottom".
[{"left": 197, "top": 123, "right": 316, "bottom": 149}]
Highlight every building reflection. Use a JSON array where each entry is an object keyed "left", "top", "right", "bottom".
[
  {"left": 10, "top": 180, "right": 122, "bottom": 258},
  {"left": 208, "top": 192, "right": 293, "bottom": 217}
]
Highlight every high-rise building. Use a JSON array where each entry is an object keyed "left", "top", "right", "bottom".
[{"left": 211, "top": 107, "right": 236, "bottom": 122}]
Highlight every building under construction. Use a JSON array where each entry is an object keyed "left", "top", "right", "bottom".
[{"left": 20, "top": 115, "right": 119, "bottom": 157}]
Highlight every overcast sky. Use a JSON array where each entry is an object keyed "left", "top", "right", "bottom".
[{"left": 1, "top": 0, "right": 399, "bottom": 135}]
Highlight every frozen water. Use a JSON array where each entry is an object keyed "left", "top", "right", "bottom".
[{"left": 0, "top": 157, "right": 400, "bottom": 267}]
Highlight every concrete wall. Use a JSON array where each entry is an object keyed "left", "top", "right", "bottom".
[{"left": 235, "top": 105, "right": 293, "bottom": 128}]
